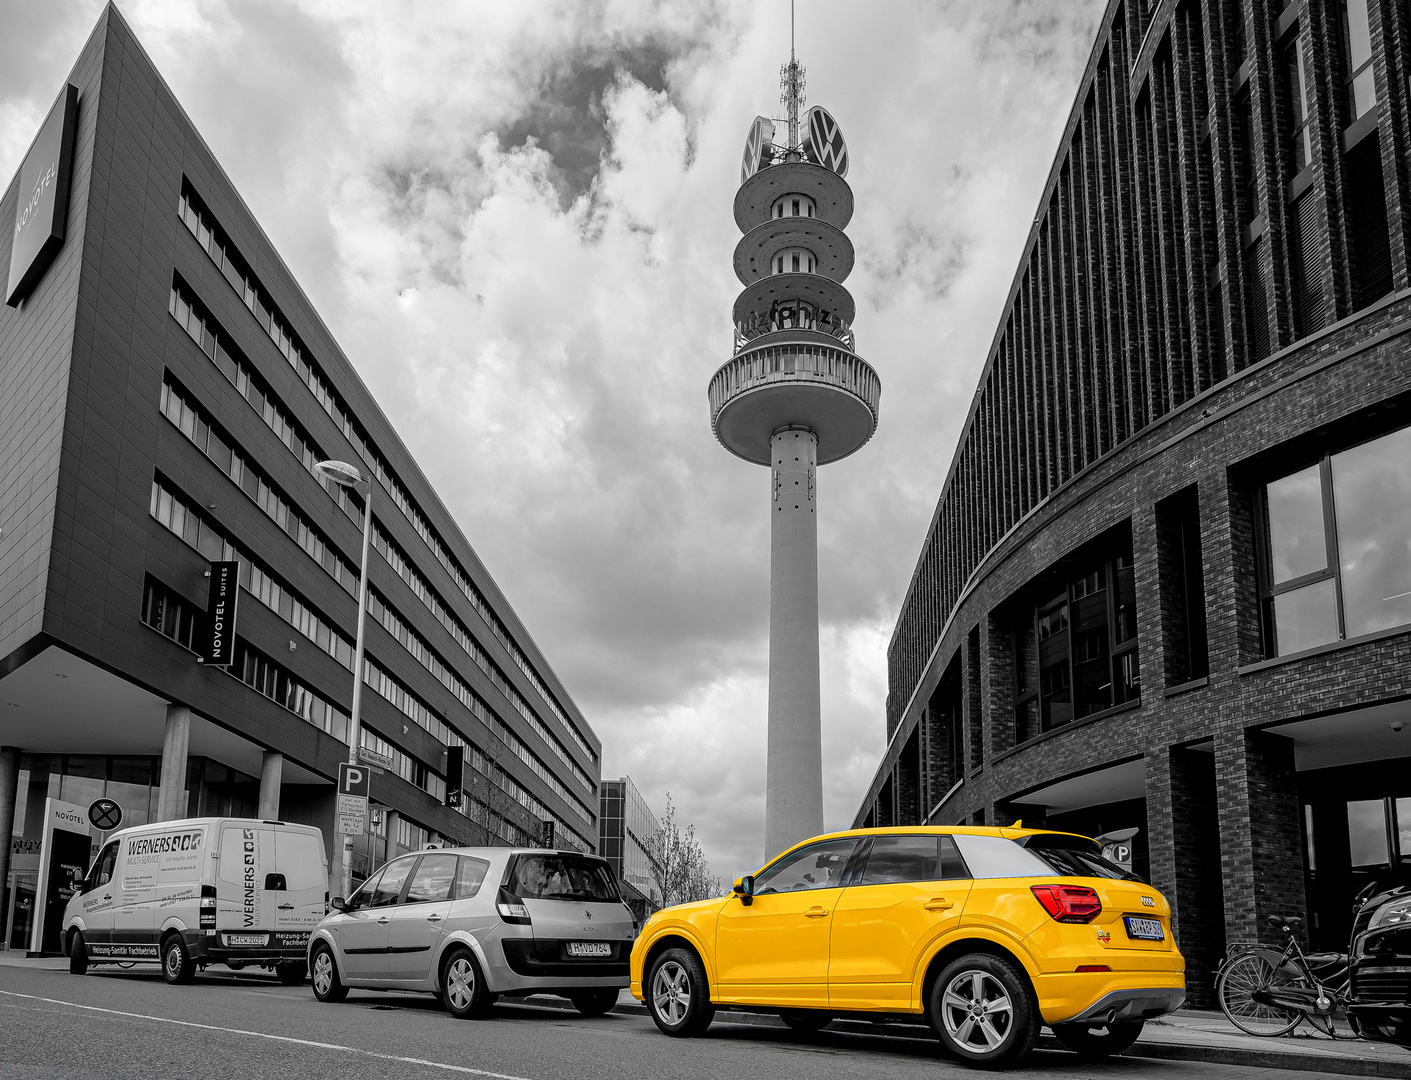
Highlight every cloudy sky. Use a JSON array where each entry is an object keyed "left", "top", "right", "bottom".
[{"left": 2, "top": 0, "right": 1102, "bottom": 881}]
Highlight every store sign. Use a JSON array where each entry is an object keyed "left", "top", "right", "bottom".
[
  {"left": 31, "top": 798, "right": 91, "bottom": 955},
  {"left": 6, "top": 84, "right": 79, "bottom": 308},
  {"left": 203, "top": 560, "right": 239, "bottom": 666}
]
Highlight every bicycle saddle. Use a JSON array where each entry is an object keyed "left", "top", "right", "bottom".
[{"left": 1267, "top": 915, "right": 1302, "bottom": 930}]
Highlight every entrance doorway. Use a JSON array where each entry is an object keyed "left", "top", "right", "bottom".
[{"left": 6, "top": 871, "right": 38, "bottom": 951}]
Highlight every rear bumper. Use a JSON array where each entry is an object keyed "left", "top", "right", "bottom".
[
  {"left": 1060, "top": 986, "right": 1187, "bottom": 1026},
  {"left": 190, "top": 929, "right": 311, "bottom": 963},
  {"left": 1036, "top": 969, "right": 1186, "bottom": 1025}
]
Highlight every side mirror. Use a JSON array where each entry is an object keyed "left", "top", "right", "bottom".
[
  {"left": 732, "top": 875, "right": 755, "bottom": 907},
  {"left": 330, "top": 896, "right": 348, "bottom": 912}
]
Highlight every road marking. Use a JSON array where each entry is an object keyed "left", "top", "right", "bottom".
[{"left": 0, "top": 990, "right": 538, "bottom": 1079}]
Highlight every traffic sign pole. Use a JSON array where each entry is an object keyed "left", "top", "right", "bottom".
[{"left": 338, "top": 480, "right": 374, "bottom": 901}]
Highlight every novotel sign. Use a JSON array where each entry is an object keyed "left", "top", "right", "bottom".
[
  {"left": 203, "top": 560, "right": 240, "bottom": 667},
  {"left": 6, "top": 84, "right": 79, "bottom": 309}
]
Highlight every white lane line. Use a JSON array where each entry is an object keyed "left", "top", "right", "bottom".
[{"left": 0, "top": 990, "right": 537, "bottom": 1079}]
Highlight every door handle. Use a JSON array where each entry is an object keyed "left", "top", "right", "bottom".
[
  {"left": 102, "top": 894, "right": 111, "bottom": 901},
  {"left": 377, "top": 916, "right": 390, "bottom": 925},
  {"left": 426, "top": 913, "right": 443, "bottom": 923},
  {"left": 804, "top": 906, "right": 829, "bottom": 918},
  {"left": 924, "top": 897, "right": 954, "bottom": 911},
  {"left": 277, "top": 903, "right": 294, "bottom": 911}
]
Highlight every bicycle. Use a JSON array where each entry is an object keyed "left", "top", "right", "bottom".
[{"left": 1216, "top": 914, "right": 1350, "bottom": 1037}]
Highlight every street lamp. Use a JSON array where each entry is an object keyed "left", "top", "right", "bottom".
[{"left": 315, "top": 458, "right": 373, "bottom": 901}]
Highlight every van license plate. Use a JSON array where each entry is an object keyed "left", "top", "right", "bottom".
[
  {"left": 225, "top": 933, "right": 268, "bottom": 946},
  {"left": 1124, "top": 917, "right": 1164, "bottom": 941},
  {"left": 567, "top": 942, "right": 611, "bottom": 958}
]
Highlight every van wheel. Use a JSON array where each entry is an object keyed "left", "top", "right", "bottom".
[
  {"left": 310, "top": 945, "right": 347, "bottom": 1003},
  {"left": 646, "top": 948, "right": 715, "bottom": 1037},
  {"left": 161, "top": 934, "right": 196, "bottom": 985},
  {"left": 68, "top": 932, "right": 88, "bottom": 976},
  {"left": 780, "top": 1009, "right": 832, "bottom": 1033},
  {"left": 275, "top": 961, "right": 307, "bottom": 986},
  {"left": 928, "top": 953, "right": 1039, "bottom": 1068},
  {"left": 1052, "top": 1019, "right": 1144, "bottom": 1060},
  {"left": 569, "top": 989, "right": 619, "bottom": 1017},
  {"left": 441, "top": 948, "right": 493, "bottom": 1019}
]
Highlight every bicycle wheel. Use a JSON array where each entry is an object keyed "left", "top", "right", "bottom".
[{"left": 1217, "top": 953, "right": 1303, "bottom": 1036}]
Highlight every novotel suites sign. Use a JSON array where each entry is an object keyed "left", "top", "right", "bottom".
[
  {"left": 204, "top": 560, "right": 240, "bottom": 667},
  {"left": 6, "top": 84, "right": 79, "bottom": 309}
]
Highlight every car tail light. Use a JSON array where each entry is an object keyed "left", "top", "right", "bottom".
[
  {"left": 496, "top": 886, "right": 531, "bottom": 925},
  {"left": 1075, "top": 965, "right": 1111, "bottom": 972},
  {"left": 199, "top": 884, "right": 217, "bottom": 929},
  {"left": 1031, "top": 884, "right": 1102, "bottom": 924}
]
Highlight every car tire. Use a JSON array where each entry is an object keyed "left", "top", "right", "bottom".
[
  {"left": 569, "top": 989, "right": 619, "bottom": 1017},
  {"left": 68, "top": 931, "right": 89, "bottom": 976},
  {"left": 928, "top": 952, "right": 1039, "bottom": 1068},
  {"left": 779, "top": 1009, "right": 832, "bottom": 1033},
  {"left": 310, "top": 944, "right": 348, "bottom": 1003},
  {"left": 275, "top": 961, "right": 308, "bottom": 986},
  {"left": 646, "top": 947, "right": 715, "bottom": 1037},
  {"left": 441, "top": 947, "right": 493, "bottom": 1020},
  {"left": 1052, "top": 1018, "right": 1144, "bottom": 1060},
  {"left": 161, "top": 934, "right": 196, "bottom": 985}
]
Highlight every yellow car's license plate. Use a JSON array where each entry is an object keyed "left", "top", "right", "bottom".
[{"left": 1124, "top": 916, "right": 1164, "bottom": 941}]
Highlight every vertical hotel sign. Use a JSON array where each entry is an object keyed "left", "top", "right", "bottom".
[
  {"left": 6, "top": 84, "right": 79, "bottom": 308},
  {"left": 204, "top": 561, "right": 239, "bottom": 666}
]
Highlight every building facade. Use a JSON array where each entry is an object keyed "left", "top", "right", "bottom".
[
  {"left": 1, "top": 7, "right": 600, "bottom": 951},
  {"left": 598, "top": 776, "right": 662, "bottom": 921},
  {"left": 854, "top": 0, "right": 1411, "bottom": 1005}
]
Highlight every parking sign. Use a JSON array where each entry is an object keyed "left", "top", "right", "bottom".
[{"left": 336, "top": 763, "right": 369, "bottom": 836}]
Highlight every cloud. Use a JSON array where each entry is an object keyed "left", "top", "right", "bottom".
[{"left": 1, "top": 0, "right": 1103, "bottom": 880}]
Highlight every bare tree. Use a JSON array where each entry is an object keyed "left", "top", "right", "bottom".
[
  {"left": 644, "top": 792, "right": 720, "bottom": 907},
  {"left": 462, "top": 735, "right": 519, "bottom": 846}
]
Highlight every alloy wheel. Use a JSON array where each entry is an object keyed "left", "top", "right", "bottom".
[
  {"left": 940, "top": 969, "right": 1014, "bottom": 1054},
  {"left": 312, "top": 951, "right": 334, "bottom": 997},
  {"left": 446, "top": 956, "right": 477, "bottom": 1012},
  {"left": 652, "top": 960, "right": 691, "bottom": 1026}
]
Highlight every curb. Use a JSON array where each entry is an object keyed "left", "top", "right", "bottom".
[{"left": 517, "top": 995, "right": 1411, "bottom": 1078}]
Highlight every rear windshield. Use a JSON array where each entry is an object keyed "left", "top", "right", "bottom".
[
  {"left": 507, "top": 854, "right": 620, "bottom": 902},
  {"left": 1019, "top": 834, "right": 1144, "bottom": 881}
]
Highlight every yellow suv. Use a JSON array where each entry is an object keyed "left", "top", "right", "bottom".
[{"left": 630, "top": 825, "right": 1184, "bottom": 1068}]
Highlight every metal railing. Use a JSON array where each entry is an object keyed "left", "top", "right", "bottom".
[{"left": 709, "top": 341, "right": 880, "bottom": 423}]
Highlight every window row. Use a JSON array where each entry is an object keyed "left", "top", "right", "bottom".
[
  {"left": 169, "top": 281, "right": 594, "bottom": 796},
  {"left": 178, "top": 185, "right": 595, "bottom": 766}
]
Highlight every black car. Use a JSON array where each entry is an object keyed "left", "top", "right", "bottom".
[{"left": 1348, "top": 885, "right": 1411, "bottom": 1044}]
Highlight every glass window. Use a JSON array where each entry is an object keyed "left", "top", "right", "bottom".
[
  {"left": 453, "top": 856, "right": 490, "bottom": 899},
  {"left": 369, "top": 855, "right": 416, "bottom": 907},
  {"left": 1342, "top": 0, "right": 1377, "bottom": 120},
  {"left": 1397, "top": 798, "right": 1411, "bottom": 865},
  {"left": 347, "top": 866, "right": 383, "bottom": 910},
  {"left": 404, "top": 853, "right": 458, "bottom": 904},
  {"left": 1330, "top": 427, "right": 1411, "bottom": 636},
  {"left": 950, "top": 834, "right": 1057, "bottom": 879},
  {"left": 1271, "top": 578, "right": 1340, "bottom": 653},
  {"left": 754, "top": 838, "right": 859, "bottom": 894},
  {"left": 1348, "top": 799, "right": 1390, "bottom": 866},
  {"left": 860, "top": 835, "right": 941, "bottom": 885},
  {"left": 1266, "top": 464, "right": 1327, "bottom": 583},
  {"left": 507, "top": 854, "right": 620, "bottom": 902},
  {"left": 88, "top": 841, "right": 119, "bottom": 892}
]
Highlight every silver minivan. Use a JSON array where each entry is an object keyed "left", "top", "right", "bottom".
[{"left": 308, "top": 847, "right": 634, "bottom": 1018}]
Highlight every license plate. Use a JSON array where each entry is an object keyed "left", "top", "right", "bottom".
[
  {"left": 225, "top": 933, "right": 268, "bottom": 946},
  {"left": 566, "top": 941, "right": 611, "bottom": 958},
  {"left": 1124, "top": 916, "right": 1165, "bottom": 941}
]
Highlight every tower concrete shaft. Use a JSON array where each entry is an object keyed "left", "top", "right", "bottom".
[{"left": 766, "top": 428, "right": 823, "bottom": 857}]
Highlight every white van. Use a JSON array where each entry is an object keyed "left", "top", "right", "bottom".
[{"left": 61, "top": 817, "right": 327, "bottom": 985}]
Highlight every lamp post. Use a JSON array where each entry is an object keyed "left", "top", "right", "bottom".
[{"left": 315, "top": 459, "right": 373, "bottom": 901}]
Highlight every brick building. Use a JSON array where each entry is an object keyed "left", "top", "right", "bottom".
[
  {"left": 1, "top": 7, "right": 601, "bottom": 950},
  {"left": 852, "top": 0, "right": 1411, "bottom": 1003}
]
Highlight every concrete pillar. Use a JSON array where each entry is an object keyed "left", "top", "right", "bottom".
[
  {"left": 156, "top": 704, "right": 191, "bottom": 822},
  {"left": 258, "top": 751, "right": 283, "bottom": 820},
  {"left": 0, "top": 746, "right": 20, "bottom": 936},
  {"left": 1216, "top": 728, "right": 1306, "bottom": 946},
  {"left": 765, "top": 427, "right": 823, "bottom": 860},
  {"left": 383, "top": 809, "right": 400, "bottom": 865}
]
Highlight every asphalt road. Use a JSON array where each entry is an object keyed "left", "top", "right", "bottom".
[{"left": 0, "top": 962, "right": 1323, "bottom": 1080}]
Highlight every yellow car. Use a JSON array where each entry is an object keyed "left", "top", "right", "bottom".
[{"left": 630, "top": 825, "right": 1184, "bottom": 1068}]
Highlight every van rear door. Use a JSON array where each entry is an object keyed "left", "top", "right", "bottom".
[
  {"left": 272, "top": 828, "right": 326, "bottom": 949},
  {"left": 217, "top": 826, "right": 281, "bottom": 944}
]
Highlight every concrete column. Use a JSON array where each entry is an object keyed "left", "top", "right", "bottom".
[
  {"left": 156, "top": 704, "right": 191, "bottom": 822},
  {"left": 383, "top": 809, "right": 400, "bottom": 865},
  {"left": 765, "top": 427, "right": 823, "bottom": 860},
  {"left": 0, "top": 746, "right": 20, "bottom": 936},
  {"left": 258, "top": 751, "right": 283, "bottom": 820}
]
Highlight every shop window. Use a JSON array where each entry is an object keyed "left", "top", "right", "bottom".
[
  {"left": 1012, "top": 534, "right": 1139, "bottom": 742},
  {"left": 1258, "top": 423, "right": 1411, "bottom": 656}
]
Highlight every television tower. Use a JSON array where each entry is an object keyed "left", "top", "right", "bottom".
[{"left": 708, "top": 37, "right": 880, "bottom": 859}]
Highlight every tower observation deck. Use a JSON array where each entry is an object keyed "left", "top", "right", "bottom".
[{"left": 709, "top": 51, "right": 880, "bottom": 860}]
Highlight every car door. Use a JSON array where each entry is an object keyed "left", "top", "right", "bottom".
[
  {"left": 714, "top": 837, "right": 861, "bottom": 1008},
  {"left": 336, "top": 855, "right": 415, "bottom": 983},
  {"left": 75, "top": 841, "right": 119, "bottom": 951},
  {"left": 387, "top": 853, "right": 459, "bottom": 982},
  {"left": 829, "top": 833, "right": 972, "bottom": 1010}
]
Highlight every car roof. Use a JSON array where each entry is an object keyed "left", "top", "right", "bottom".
[
  {"left": 400, "top": 847, "right": 607, "bottom": 860},
  {"left": 765, "top": 824, "right": 1097, "bottom": 860}
]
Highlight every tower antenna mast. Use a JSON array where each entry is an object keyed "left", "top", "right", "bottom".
[{"left": 781, "top": 0, "right": 805, "bottom": 152}]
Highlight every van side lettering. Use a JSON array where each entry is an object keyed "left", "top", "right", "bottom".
[{"left": 242, "top": 828, "right": 257, "bottom": 927}]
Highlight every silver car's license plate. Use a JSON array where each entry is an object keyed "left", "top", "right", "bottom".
[
  {"left": 1124, "top": 916, "right": 1164, "bottom": 941},
  {"left": 224, "top": 933, "right": 268, "bottom": 946},
  {"left": 567, "top": 941, "right": 611, "bottom": 958}
]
